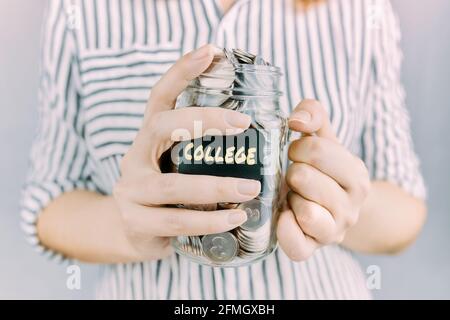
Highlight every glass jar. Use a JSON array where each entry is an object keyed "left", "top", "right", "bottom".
[{"left": 167, "top": 48, "right": 286, "bottom": 267}]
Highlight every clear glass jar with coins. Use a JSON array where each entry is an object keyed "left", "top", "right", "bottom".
[{"left": 164, "top": 48, "right": 287, "bottom": 267}]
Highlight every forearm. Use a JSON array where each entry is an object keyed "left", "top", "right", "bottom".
[
  {"left": 342, "top": 181, "right": 427, "bottom": 254},
  {"left": 37, "top": 190, "right": 141, "bottom": 263}
]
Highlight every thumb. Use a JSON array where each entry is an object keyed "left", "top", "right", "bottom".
[
  {"left": 288, "top": 99, "right": 338, "bottom": 142},
  {"left": 146, "top": 44, "right": 219, "bottom": 115}
]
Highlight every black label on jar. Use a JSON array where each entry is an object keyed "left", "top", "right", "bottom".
[{"left": 171, "top": 127, "right": 265, "bottom": 184}]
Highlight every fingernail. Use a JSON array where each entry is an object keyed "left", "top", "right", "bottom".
[
  {"left": 291, "top": 110, "right": 311, "bottom": 124},
  {"left": 225, "top": 111, "right": 251, "bottom": 129},
  {"left": 237, "top": 180, "right": 261, "bottom": 196},
  {"left": 228, "top": 211, "right": 248, "bottom": 225},
  {"left": 191, "top": 44, "right": 212, "bottom": 60}
]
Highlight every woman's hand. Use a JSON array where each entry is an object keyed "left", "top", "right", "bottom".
[
  {"left": 113, "top": 44, "right": 261, "bottom": 261},
  {"left": 277, "top": 99, "right": 371, "bottom": 261}
]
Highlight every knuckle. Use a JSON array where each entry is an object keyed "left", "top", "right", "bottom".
[
  {"left": 320, "top": 224, "right": 340, "bottom": 245},
  {"left": 203, "top": 217, "right": 222, "bottom": 235},
  {"left": 146, "top": 112, "right": 164, "bottom": 136},
  {"left": 288, "top": 139, "right": 302, "bottom": 160},
  {"left": 199, "top": 108, "right": 215, "bottom": 123},
  {"left": 296, "top": 205, "right": 319, "bottom": 229},
  {"left": 360, "top": 176, "right": 371, "bottom": 196},
  {"left": 159, "top": 174, "right": 178, "bottom": 198},
  {"left": 287, "top": 142, "right": 297, "bottom": 160},
  {"left": 149, "top": 83, "right": 164, "bottom": 103},
  {"left": 157, "top": 240, "right": 174, "bottom": 258},
  {"left": 334, "top": 233, "right": 346, "bottom": 244},
  {"left": 287, "top": 163, "right": 310, "bottom": 190},
  {"left": 307, "top": 138, "right": 325, "bottom": 166},
  {"left": 286, "top": 191, "right": 297, "bottom": 208},
  {"left": 178, "top": 59, "right": 192, "bottom": 81},
  {"left": 340, "top": 196, "right": 353, "bottom": 213},
  {"left": 355, "top": 178, "right": 371, "bottom": 199},
  {"left": 165, "top": 214, "right": 186, "bottom": 235},
  {"left": 216, "top": 178, "right": 232, "bottom": 198},
  {"left": 203, "top": 109, "right": 226, "bottom": 133},
  {"left": 345, "top": 211, "right": 359, "bottom": 228},
  {"left": 120, "top": 212, "right": 139, "bottom": 238},
  {"left": 362, "top": 178, "right": 371, "bottom": 197}
]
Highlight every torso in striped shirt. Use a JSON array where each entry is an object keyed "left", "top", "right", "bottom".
[{"left": 21, "top": 0, "right": 426, "bottom": 300}]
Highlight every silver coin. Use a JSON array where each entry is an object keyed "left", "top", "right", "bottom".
[
  {"left": 233, "top": 49, "right": 256, "bottom": 64},
  {"left": 235, "top": 228, "right": 271, "bottom": 256},
  {"left": 235, "top": 222, "right": 271, "bottom": 255},
  {"left": 223, "top": 48, "right": 240, "bottom": 66},
  {"left": 202, "top": 232, "right": 239, "bottom": 263},
  {"left": 176, "top": 88, "right": 198, "bottom": 108},
  {"left": 220, "top": 99, "right": 241, "bottom": 110},
  {"left": 238, "top": 199, "right": 271, "bottom": 231},
  {"left": 199, "top": 50, "right": 235, "bottom": 89},
  {"left": 177, "top": 236, "right": 204, "bottom": 257},
  {"left": 190, "top": 236, "right": 204, "bottom": 256}
]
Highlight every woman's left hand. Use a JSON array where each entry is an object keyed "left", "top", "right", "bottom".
[{"left": 277, "top": 99, "right": 371, "bottom": 261}]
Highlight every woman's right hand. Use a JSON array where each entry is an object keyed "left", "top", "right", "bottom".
[{"left": 113, "top": 44, "right": 261, "bottom": 261}]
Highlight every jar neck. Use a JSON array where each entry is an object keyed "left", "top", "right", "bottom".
[{"left": 190, "top": 51, "right": 283, "bottom": 99}]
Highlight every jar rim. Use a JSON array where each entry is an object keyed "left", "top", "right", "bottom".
[
  {"left": 185, "top": 86, "right": 283, "bottom": 98},
  {"left": 202, "top": 61, "right": 283, "bottom": 76}
]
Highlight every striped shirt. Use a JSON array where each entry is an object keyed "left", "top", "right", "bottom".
[{"left": 21, "top": 0, "right": 426, "bottom": 300}]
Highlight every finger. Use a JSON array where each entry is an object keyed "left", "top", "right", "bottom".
[
  {"left": 288, "top": 99, "right": 338, "bottom": 142},
  {"left": 131, "top": 107, "right": 251, "bottom": 167},
  {"left": 287, "top": 192, "right": 338, "bottom": 245},
  {"left": 117, "top": 173, "right": 261, "bottom": 205},
  {"left": 285, "top": 162, "right": 352, "bottom": 223},
  {"left": 147, "top": 44, "right": 218, "bottom": 115},
  {"left": 155, "top": 107, "right": 251, "bottom": 141},
  {"left": 127, "top": 206, "right": 248, "bottom": 237},
  {"left": 276, "top": 208, "right": 319, "bottom": 262},
  {"left": 288, "top": 136, "right": 370, "bottom": 198}
]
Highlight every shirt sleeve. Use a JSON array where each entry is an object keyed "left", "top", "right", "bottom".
[
  {"left": 361, "top": 0, "right": 426, "bottom": 199},
  {"left": 20, "top": 0, "right": 98, "bottom": 262}
]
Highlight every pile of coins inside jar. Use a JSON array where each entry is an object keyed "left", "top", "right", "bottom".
[{"left": 171, "top": 48, "right": 285, "bottom": 267}]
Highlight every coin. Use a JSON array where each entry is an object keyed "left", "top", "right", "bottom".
[
  {"left": 220, "top": 98, "right": 241, "bottom": 110},
  {"left": 177, "top": 236, "right": 204, "bottom": 257},
  {"left": 190, "top": 236, "right": 204, "bottom": 256},
  {"left": 238, "top": 199, "right": 271, "bottom": 231},
  {"left": 233, "top": 49, "right": 256, "bottom": 64},
  {"left": 202, "top": 232, "right": 239, "bottom": 263},
  {"left": 199, "top": 49, "right": 235, "bottom": 89},
  {"left": 223, "top": 48, "right": 240, "bottom": 65},
  {"left": 235, "top": 221, "right": 271, "bottom": 257}
]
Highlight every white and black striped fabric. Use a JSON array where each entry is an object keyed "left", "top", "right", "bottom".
[{"left": 20, "top": 0, "right": 425, "bottom": 299}]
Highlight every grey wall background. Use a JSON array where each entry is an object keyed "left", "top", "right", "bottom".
[{"left": 0, "top": 0, "right": 448, "bottom": 299}]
